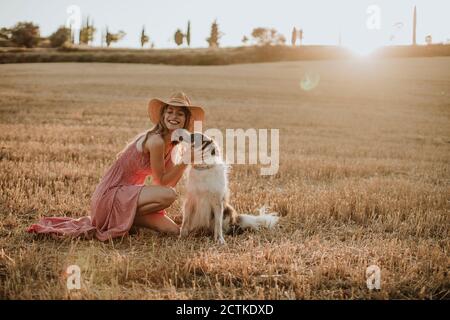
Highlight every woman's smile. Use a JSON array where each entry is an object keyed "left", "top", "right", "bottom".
[{"left": 165, "top": 117, "right": 183, "bottom": 129}]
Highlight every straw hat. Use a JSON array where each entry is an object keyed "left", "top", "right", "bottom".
[{"left": 148, "top": 92, "right": 205, "bottom": 131}]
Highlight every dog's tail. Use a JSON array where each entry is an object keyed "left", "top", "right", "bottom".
[{"left": 237, "top": 206, "right": 279, "bottom": 231}]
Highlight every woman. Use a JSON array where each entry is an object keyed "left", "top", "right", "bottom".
[{"left": 27, "top": 92, "right": 204, "bottom": 241}]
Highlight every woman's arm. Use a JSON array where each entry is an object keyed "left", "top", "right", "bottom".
[
  {"left": 163, "top": 150, "right": 187, "bottom": 187},
  {"left": 146, "top": 134, "right": 187, "bottom": 187}
]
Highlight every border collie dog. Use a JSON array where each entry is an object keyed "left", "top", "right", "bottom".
[{"left": 171, "top": 129, "right": 279, "bottom": 244}]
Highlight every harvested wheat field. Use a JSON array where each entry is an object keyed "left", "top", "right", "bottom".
[{"left": 0, "top": 58, "right": 449, "bottom": 299}]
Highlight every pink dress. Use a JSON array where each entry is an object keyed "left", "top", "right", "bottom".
[{"left": 27, "top": 140, "right": 174, "bottom": 241}]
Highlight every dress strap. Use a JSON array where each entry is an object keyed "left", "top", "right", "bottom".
[{"left": 164, "top": 144, "right": 174, "bottom": 160}]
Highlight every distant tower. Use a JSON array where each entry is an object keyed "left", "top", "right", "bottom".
[{"left": 413, "top": 6, "right": 417, "bottom": 45}]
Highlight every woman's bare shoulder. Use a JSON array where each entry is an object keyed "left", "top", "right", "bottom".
[{"left": 144, "top": 133, "right": 164, "bottom": 152}]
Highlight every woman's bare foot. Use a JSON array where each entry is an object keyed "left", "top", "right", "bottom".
[{"left": 133, "top": 213, "right": 180, "bottom": 235}]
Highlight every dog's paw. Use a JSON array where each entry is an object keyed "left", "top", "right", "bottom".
[
  {"left": 180, "top": 228, "right": 189, "bottom": 238},
  {"left": 217, "top": 236, "right": 226, "bottom": 245}
]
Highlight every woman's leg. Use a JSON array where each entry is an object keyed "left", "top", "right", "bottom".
[
  {"left": 133, "top": 185, "right": 180, "bottom": 235},
  {"left": 136, "top": 185, "right": 177, "bottom": 216}
]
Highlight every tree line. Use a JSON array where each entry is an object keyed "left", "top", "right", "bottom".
[
  {"left": 0, "top": 18, "right": 130, "bottom": 48},
  {"left": 0, "top": 18, "right": 308, "bottom": 49}
]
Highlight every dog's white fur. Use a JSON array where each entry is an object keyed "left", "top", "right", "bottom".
[{"left": 172, "top": 129, "right": 279, "bottom": 244}]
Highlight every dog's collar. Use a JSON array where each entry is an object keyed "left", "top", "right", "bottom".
[{"left": 192, "top": 164, "right": 214, "bottom": 171}]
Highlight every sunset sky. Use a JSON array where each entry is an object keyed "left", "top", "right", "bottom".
[{"left": 1, "top": 0, "right": 449, "bottom": 52}]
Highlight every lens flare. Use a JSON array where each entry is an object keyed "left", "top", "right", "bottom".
[{"left": 300, "top": 72, "right": 320, "bottom": 91}]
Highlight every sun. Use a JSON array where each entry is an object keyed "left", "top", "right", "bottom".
[
  {"left": 344, "top": 34, "right": 385, "bottom": 56},
  {"left": 347, "top": 43, "right": 380, "bottom": 56}
]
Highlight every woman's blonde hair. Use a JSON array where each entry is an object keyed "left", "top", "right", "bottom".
[{"left": 116, "top": 104, "right": 191, "bottom": 158}]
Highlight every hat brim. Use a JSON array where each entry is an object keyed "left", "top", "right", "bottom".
[{"left": 148, "top": 98, "right": 205, "bottom": 131}]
